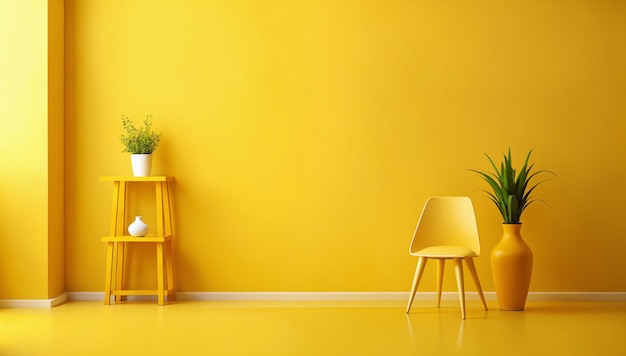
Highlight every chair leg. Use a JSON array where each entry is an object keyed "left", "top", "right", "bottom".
[
  {"left": 406, "top": 257, "right": 428, "bottom": 314},
  {"left": 454, "top": 258, "right": 466, "bottom": 319},
  {"left": 436, "top": 259, "right": 445, "bottom": 308},
  {"left": 465, "top": 257, "right": 488, "bottom": 311}
]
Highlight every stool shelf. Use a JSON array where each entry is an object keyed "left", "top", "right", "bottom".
[{"left": 102, "top": 235, "right": 172, "bottom": 242}]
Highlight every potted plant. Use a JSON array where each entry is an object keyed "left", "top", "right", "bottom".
[
  {"left": 470, "top": 148, "right": 554, "bottom": 311},
  {"left": 120, "top": 114, "right": 161, "bottom": 177}
]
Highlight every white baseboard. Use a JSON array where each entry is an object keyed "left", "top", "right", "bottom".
[
  {"left": 65, "top": 291, "right": 626, "bottom": 303},
  {"left": 65, "top": 291, "right": 105, "bottom": 301},
  {"left": 525, "top": 292, "right": 626, "bottom": 301},
  {"left": 3, "top": 291, "right": 623, "bottom": 308},
  {"left": 177, "top": 291, "right": 413, "bottom": 301},
  {"left": 0, "top": 292, "right": 67, "bottom": 308}
]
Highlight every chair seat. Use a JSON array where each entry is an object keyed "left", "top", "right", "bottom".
[{"left": 411, "top": 245, "right": 478, "bottom": 258}]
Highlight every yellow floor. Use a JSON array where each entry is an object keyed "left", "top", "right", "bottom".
[{"left": 1, "top": 300, "right": 625, "bottom": 355}]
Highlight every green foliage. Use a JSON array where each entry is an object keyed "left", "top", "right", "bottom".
[
  {"left": 120, "top": 115, "right": 161, "bottom": 154},
  {"left": 469, "top": 148, "right": 555, "bottom": 224}
]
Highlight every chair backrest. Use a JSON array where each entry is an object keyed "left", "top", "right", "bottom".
[{"left": 409, "top": 196, "right": 481, "bottom": 255}]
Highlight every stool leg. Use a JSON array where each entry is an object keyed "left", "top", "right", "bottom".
[
  {"left": 104, "top": 242, "right": 114, "bottom": 305},
  {"left": 155, "top": 183, "right": 164, "bottom": 237},
  {"left": 114, "top": 242, "right": 125, "bottom": 302},
  {"left": 112, "top": 180, "right": 126, "bottom": 303},
  {"left": 165, "top": 240, "right": 176, "bottom": 301},
  {"left": 156, "top": 242, "right": 165, "bottom": 305}
]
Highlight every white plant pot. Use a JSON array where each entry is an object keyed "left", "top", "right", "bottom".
[{"left": 131, "top": 154, "right": 153, "bottom": 177}]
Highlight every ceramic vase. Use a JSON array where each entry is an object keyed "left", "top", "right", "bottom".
[
  {"left": 128, "top": 216, "right": 149, "bottom": 237},
  {"left": 131, "top": 154, "right": 153, "bottom": 177},
  {"left": 491, "top": 223, "right": 533, "bottom": 311}
]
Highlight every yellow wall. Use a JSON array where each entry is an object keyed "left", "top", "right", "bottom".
[
  {"left": 56, "top": 0, "right": 623, "bottom": 294},
  {"left": 0, "top": 0, "right": 64, "bottom": 299}
]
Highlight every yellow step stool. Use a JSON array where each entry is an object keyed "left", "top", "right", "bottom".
[{"left": 101, "top": 176, "right": 176, "bottom": 305}]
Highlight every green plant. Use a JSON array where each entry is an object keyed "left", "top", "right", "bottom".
[
  {"left": 469, "top": 148, "right": 554, "bottom": 224},
  {"left": 120, "top": 114, "right": 161, "bottom": 154}
]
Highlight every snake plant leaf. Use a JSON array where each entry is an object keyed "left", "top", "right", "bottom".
[{"left": 470, "top": 148, "right": 555, "bottom": 224}]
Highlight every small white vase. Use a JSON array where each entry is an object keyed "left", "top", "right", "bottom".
[
  {"left": 131, "top": 154, "right": 153, "bottom": 177},
  {"left": 128, "top": 216, "right": 149, "bottom": 237}
]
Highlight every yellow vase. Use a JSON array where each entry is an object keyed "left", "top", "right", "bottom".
[{"left": 491, "top": 224, "right": 533, "bottom": 311}]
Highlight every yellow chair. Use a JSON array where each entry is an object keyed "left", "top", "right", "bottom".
[{"left": 406, "top": 196, "right": 488, "bottom": 319}]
